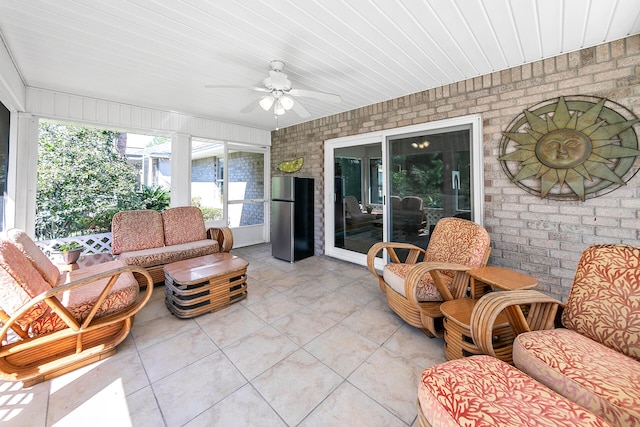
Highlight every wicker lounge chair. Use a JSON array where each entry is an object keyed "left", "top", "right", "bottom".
[
  {"left": 0, "top": 230, "right": 153, "bottom": 387},
  {"left": 366, "top": 217, "right": 490, "bottom": 337}
]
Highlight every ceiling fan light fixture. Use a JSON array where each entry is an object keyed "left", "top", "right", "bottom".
[
  {"left": 259, "top": 96, "right": 274, "bottom": 111},
  {"left": 274, "top": 99, "right": 286, "bottom": 116},
  {"left": 280, "top": 95, "right": 294, "bottom": 111}
]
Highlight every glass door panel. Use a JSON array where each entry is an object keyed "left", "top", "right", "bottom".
[
  {"left": 334, "top": 143, "right": 383, "bottom": 255},
  {"left": 388, "top": 127, "right": 471, "bottom": 246}
]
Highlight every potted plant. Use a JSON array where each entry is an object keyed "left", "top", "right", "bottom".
[
  {"left": 57, "top": 242, "right": 84, "bottom": 264},
  {"left": 365, "top": 205, "right": 373, "bottom": 214}
]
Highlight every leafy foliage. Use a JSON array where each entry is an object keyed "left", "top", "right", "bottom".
[{"left": 36, "top": 122, "right": 170, "bottom": 239}]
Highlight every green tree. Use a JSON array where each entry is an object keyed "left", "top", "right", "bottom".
[{"left": 36, "top": 122, "right": 144, "bottom": 239}]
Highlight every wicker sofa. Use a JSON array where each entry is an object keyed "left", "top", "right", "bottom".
[
  {"left": 418, "top": 244, "right": 640, "bottom": 427},
  {"left": 111, "top": 206, "right": 233, "bottom": 285},
  {"left": 0, "top": 229, "right": 153, "bottom": 387}
]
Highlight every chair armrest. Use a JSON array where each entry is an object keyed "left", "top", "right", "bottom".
[
  {"left": 366, "top": 242, "right": 425, "bottom": 276},
  {"left": 469, "top": 290, "right": 562, "bottom": 358},
  {"left": 0, "top": 265, "right": 153, "bottom": 345},
  {"left": 404, "top": 262, "right": 472, "bottom": 304},
  {"left": 207, "top": 227, "right": 233, "bottom": 252}
]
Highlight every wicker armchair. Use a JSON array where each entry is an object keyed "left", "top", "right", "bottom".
[{"left": 366, "top": 217, "right": 490, "bottom": 337}]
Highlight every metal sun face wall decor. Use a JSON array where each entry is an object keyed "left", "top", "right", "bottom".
[{"left": 499, "top": 96, "right": 640, "bottom": 201}]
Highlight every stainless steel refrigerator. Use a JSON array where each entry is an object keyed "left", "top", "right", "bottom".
[{"left": 271, "top": 176, "right": 314, "bottom": 262}]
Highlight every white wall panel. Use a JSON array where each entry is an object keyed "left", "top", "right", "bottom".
[
  {"left": 0, "top": 37, "right": 25, "bottom": 111},
  {"left": 25, "top": 88, "right": 271, "bottom": 146}
]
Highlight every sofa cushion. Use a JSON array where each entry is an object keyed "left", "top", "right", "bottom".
[
  {"left": 162, "top": 206, "right": 207, "bottom": 246},
  {"left": 118, "top": 239, "right": 219, "bottom": 268},
  {"left": 513, "top": 328, "right": 640, "bottom": 427},
  {"left": 30, "top": 260, "right": 139, "bottom": 336},
  {"left": 0, "top": 241, "right": 52, "bottom": 328},
  {"left": 383, "top": 263, "right": 453, "bottom": 301},
  {"left": 5, "top": 229, "right": 61, "bottom": 287},
  {"left": 111, "top": 210, "right": 165, "bottom": 255},
  {"left": 419, "top": 355, "right": 611, "bottom": 427},
  {"left": 561, "top": 244, "right": 640, "bottom": 359}
]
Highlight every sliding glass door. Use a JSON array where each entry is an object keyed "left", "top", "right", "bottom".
[{"left": 325, "top": 116, "right": 483, "bottom": 267}]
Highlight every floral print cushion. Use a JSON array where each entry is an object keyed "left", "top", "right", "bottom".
[
  {"left": 111, "top": 210, "right": 165, "bottom": 255},
  {"left": 419, "top": 355, "right": 611, "bottom": 427},
  {"left": 561, "top": 244, "right": 640, "bottom": 359},
  {"left": 383, "top": 263, "right": 453, "bottom": 301},
  {"left": 424, "top": 217, "right": 490, "bottom": 275},
  {"left": 118, "top": 239, "right": 219, "bottom": 268},
  {"left": 29, "top": 260, "right": 139, "bottom": 336},
  {"left": 5, "top": 228, "right": 61, "bottom": 287},
  {"left": 513, "top": 328, "right": 640, "bottom": 427},
  {"left": 162, "top": 206, "right": 207, "bottom": 246},
  {"left": 382, "top": 217, "right": 489, "bottom": 302},
  {"left": 0, "top": 241, "right": 52, "bottom": 328}
]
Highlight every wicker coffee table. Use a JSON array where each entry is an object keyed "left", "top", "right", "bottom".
[{"left": 164, "top": 253, "right": 249, "bottom": 318}]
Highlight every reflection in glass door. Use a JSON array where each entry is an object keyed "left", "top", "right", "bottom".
[
  {"left": 334, "top": 143, "right": 383, "bottom": 256},
  {"left": 388, "top": 127, "right": 472, "bottom": 248}
]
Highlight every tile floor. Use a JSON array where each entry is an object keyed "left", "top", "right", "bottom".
[{"left": 0, "top": 244, "right": 447, "bottom": 427}]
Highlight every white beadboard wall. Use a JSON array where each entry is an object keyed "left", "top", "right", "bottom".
[{"left": 25, "top": 87, "right": 271, "bottom": 146}]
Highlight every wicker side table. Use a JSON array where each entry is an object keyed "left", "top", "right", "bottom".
[{"left": 441, "top": 266, "right": 538, "bottom": 363}]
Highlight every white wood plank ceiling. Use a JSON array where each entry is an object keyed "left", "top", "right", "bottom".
[{"left": 1, "top": 0, "right": 639, "bottom": 131}]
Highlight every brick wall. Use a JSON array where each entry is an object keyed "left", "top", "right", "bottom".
[{"left": 271, "top": 35, "right": 640, "bottom": 301}]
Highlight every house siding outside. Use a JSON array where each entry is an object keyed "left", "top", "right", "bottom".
[{"left": 270, "top": 34, "right": 640, "bottom": 301}]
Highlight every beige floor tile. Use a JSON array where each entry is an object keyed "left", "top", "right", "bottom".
[
  {"left": 133, "top": 286, "right": 169, "bottom": 324},
  {"left": 185, "top": 384, "right": 286, "bottom": 427},
  {"left": 131, "top": 311, "right": 198, "bottom": 350},
  {"left": 0, "top": 381, "right": 49, "bottom": 427},
  {"left": 246, "top": 293, "right": 303, "bottom": 323},
  {"left": 197, "top": 306, "right": 267, "bottom": 348},
  {"left": 340, "top": 305, "right": 405, "bottom": 344},
  {"left": 283, "top": 282, "right": 332, "bottom": 305},
  {"left": 126, "top": 385, "right": 165, "bottom": 427},
  {"left": 336, "top": 279, "right": 380, "bottom": 304},
  {"left": 383, "top": 325, "right": 447, "bottom": 368},
  {"left": 300, "top": 381, "right": 406, "bottom": 427},
  {"left": 152, "top": 351, "right": 246, "bottom": 427},
  {"left": 271, "top": 306, "right": 337, "bottom": 346},
  {"left": 47, "top": 351, "right": 149, "bottom": 426},
  {"left": 252, "top": 349, "right": 343, "bottom": 426},
  {"left": 222, "top": 326, "right": 298, "bottom": 380},
  {"left": 309, "top": 292, "right": 363, "bottom": 322},
  {"left": 348, "top": 347, "right": 424, "bottom": 425},
  {"left": 140, "top": 327, "right": 218, "bottom": 382},
  {"left": 304, "top": 324, "right": 379, "bottom": 378}
]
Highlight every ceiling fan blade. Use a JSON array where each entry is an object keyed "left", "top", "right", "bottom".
[
  {"left": 291, "top": 100, "right": 311, "bottom": 118},
  {"left": 240, "top": 99, "right": 259, "bottom": 113},
  {"left": 205, "top": 85, "right": 270, "bottom": 93},
  {"left": 289, "top": 89, "right": 342, "bottom": 103}
]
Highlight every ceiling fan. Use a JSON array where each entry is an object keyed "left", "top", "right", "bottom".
[{"left": 206, "top": 60, "right": 342, "bottom": 119}]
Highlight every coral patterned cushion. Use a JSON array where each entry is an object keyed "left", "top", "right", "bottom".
[
  {"left": 29, "top": 260, "right": 139, "bottom": 336},
  {"left": 118, "top": 239, "right": 219, "bottom": 268},
  {"left": 5, "top": 228, "right": 61, "bottom": 287},
  {"left": 513, "top": 328, "right": 640, "bottom": 426},
  {"left": 383, "top": 263, "right": 453, "bottom": 301},
  {"left": 111, "top": 210, "right": 164, "bottom": 255},
  {"left": 561, "top": 244, "right": 640, "bottom": 359},
  {"left": 424, "top": 217, "right": 490, "bottom": 276},
  {"left": 382, "top": 217, "right": 489, "bottom": 302},
  {"left": 0, "top": 241, "right": 52, "bottom": 328},
  {"left": 419, "top": 355, "right": 611, "bottom": 427},
  {"left": 162, "top": 206, "right": 207, "bottom": 246}
]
